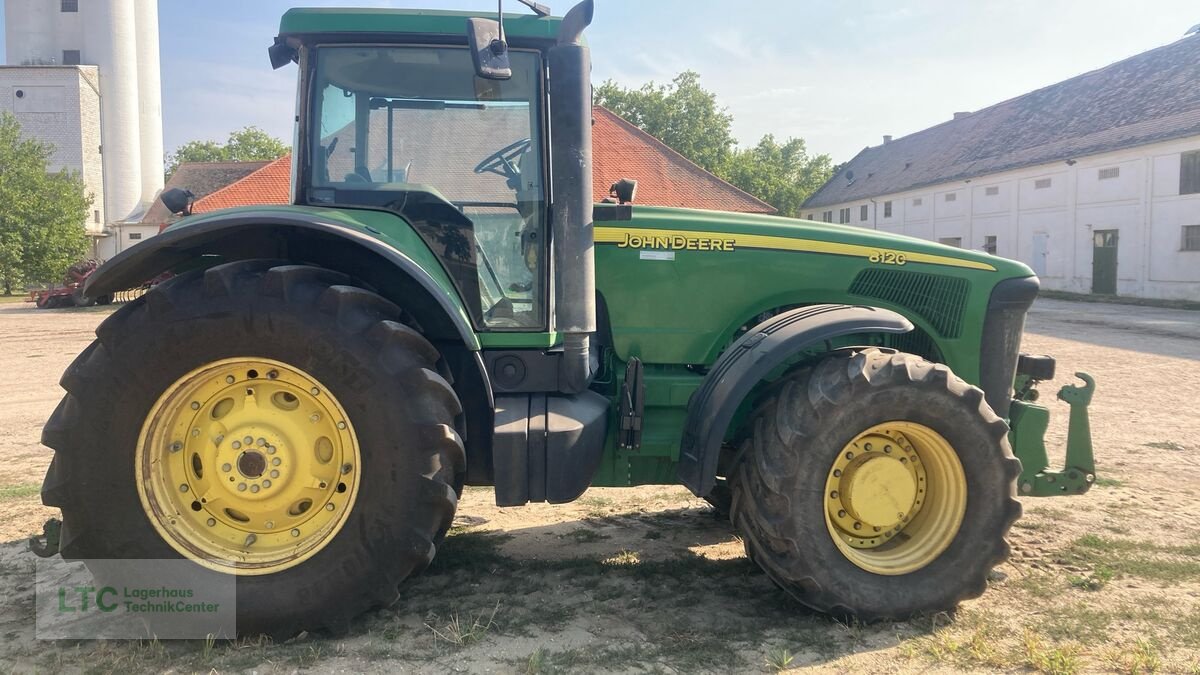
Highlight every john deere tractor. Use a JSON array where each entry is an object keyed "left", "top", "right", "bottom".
[{"left": 37, "top": 1, "right": 1096, "bottom": 635}]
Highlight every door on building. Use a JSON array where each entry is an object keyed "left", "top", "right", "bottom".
[
  {"left": 1031, "top": 233, "right": 1049, "bottom": 277},
  {"left": 1092, "top": 229, "right": 1118, "bottom": 295}
]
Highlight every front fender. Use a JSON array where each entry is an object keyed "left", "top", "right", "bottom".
[
  {"left": 677, "top": 304, "right": 913, "bottom": 496},
  {"left": 86, "top": 207, "right": 478, "bottom": 350}
]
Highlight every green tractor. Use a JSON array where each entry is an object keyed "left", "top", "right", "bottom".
[{"left": 37, "top": 1, "right": 1096, "bottom": 636}]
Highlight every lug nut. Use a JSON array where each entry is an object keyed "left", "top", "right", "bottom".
[
  {"left": 267, "top": 370, "right": 278, "bottom": 380},
  {"left": 291, "top": 529, "right": 300, "bottom": 537},
  {"left": 192, "top": 428, "right": 200, "bottom": 437},
  {"left": 265, "top": 520, "right": 274, "bottom": 529},
  {"left": 237, "top": 483, "right": 247, "bottom": 492},
  {"left": 250, "top": 485, "right": 260, "bottom": 494},
  {"left": 243, "top": 436, "right": 253, "bottom": 445},
  {"left": 341, "top": 464, "right": 352, "bottom": 474},
  {"left": 170, "top": 441, "right": 183, "bottom": 452},
  {"left": 337, "top": 421, "right": 346, "bottom": 430},
  {"left": 311, "top": 387, "right": 320, "bottom": 396},
  {"left": 270, "top": 470, "right": 280, "bottom": 478},
  {"left": 190, "top": 401, "right": 201, "bottom": 410},
  {"left": 262, "top": 480, "right": 272, "bottom": 488},
  {"left": 326, "top": 503, "right": 335, "bottom": 511},
  {"left": 232, "top": 441, "right": 241, "bottom": 450},
  {"left": 244, "top": 534, "right": 256, "bottom": 547},
  {"left": 179, "top": 484, "right": 189, "bottom": 492},
  {"left": 222, "top": 463, "right": 232, "bottom": 472},
  {"left": 257, "top": 438, "right": 267, "bottom": 447},
  {"left": 310, "top": 413, "right": 320, "bottom": 423},
  {"left": 207, "top": 518, "right": 216, "bottom": 527},
  {"left": 226, "top": 375, "right": 235, "bottom": 384},
  {"left": 267, "top": 446, "right": 276, "bottom": 455},
  {"left": 272, "top": 458, "right": 281, "bottom": 467}
]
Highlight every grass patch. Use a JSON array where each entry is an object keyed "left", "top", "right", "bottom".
[
  {"left": 426, "top": 602, "right": 499, "bottom": 648},
  {"left": 0, "top": 294, "right": 30, "bottom": 304},
  {"left": 1143, "top": 441, "right": 1187, "bottom": 451},
  {"left": 1039, "top": 289, "right": 1200, "bottom": 311},
  {"left": 1094, "top": 477, "right": 1125, "bottom": 487},
  {"left": 0, "top": 483, "right": 39, "bottom": 501},
  {"left": 1022, "top": 628, "right": 1082, "bottom": 675},
  {"left": 765, "top": 646, "right": 795, "bottom": 672},
  {"left": 1064, "top": 534, "right": 1200, "bottom": 582},
  {"left": 561, "top": 528, "right": 609, "bottom": 543}
]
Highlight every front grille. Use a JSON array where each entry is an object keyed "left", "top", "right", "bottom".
[{"left": 849, "top": 269, "right": 970, "bottom": 338}]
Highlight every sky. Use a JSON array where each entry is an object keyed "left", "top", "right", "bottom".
[{"left": 2, "top": 0, "right": 1198, "bottom": 163}]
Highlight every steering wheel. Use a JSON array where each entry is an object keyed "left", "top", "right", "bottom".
[{"left": 474, "top": 138, "right": 532, "bottom": 186}]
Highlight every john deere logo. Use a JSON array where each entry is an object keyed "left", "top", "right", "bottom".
[{"left": 617, "top": 232, "right": 736, "bottom": 252}]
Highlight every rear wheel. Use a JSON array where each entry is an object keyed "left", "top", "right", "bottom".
[
  {"left": 41, "top": 260, "right": 466, "bottom": 636},
  {"left": 730, "top": 348, "right": 1021, "bottom": 620}
]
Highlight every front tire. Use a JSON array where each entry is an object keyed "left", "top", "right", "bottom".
[
  {"left": 730, "top": 348, "right": 1021, "bottom": 620},
  {"left": 41, "top": 260, "right": 466, "bottom": 636}
]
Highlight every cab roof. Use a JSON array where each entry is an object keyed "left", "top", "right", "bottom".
[{"left": 278, "top": 8, "right": 562, "bottom": 40}]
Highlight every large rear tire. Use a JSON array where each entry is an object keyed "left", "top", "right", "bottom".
[
  {"left": 41, "top": 260, "right": 466, "bottom": 636},
  {"left": 730, "top": 348, "right": 1021, "bottom": 620}
]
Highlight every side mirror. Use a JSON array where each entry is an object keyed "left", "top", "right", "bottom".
[{"left": 467, "top": 18, "right": 512, "bottom": 80}]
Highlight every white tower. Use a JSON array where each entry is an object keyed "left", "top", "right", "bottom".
[{"left": 4, "top": 0, "right": 165, "bottom": 226}]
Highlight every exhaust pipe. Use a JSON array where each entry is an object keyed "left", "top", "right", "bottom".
[{"left": 548, "top": 0, "right": 595, "bottom": 394}]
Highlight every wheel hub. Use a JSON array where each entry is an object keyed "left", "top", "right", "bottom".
[
  {"left": 823, "top": 422, "right": 966, "bottom": 575},
  {"left": 135, "top": 357, "right": 361, "bottom": 575}
]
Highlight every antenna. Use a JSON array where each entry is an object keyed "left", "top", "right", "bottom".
[
  {"left": 497, "top": 0, "right": 506, "bottom": 43},
  {"left": 517, "top": 0, "right": 552, "bottom": 16}
]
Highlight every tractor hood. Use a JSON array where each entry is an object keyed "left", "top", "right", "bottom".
[{"left": 595, "top": 204, "right": 1033, "bottom": 280}]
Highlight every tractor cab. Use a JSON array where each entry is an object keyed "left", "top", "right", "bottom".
[{"left": 303, "top": 44, "right": 548, "bottom": 329}]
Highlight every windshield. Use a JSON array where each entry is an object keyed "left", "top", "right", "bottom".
[{"left": 307, "top": 45, "right": 546, "bottom": 330}]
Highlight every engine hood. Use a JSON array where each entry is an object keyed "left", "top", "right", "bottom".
[{"left": 597, "top": 204, "right": 1033, "bottom": 279}]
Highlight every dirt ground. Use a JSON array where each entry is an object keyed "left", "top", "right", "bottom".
[{"left": 1, "top": 296, "right": 1198, "bottom": 673}]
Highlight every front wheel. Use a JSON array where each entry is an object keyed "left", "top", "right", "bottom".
[
  {"left": 730, "top": 348, "right": 1021, "bottom": 620},
  {"left": 41, "top": 261, "right": 466, "bottom": 636}
]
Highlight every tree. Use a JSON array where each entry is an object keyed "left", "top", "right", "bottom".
[
  {"left": 165, "top": 126, "right": 288, "bottom": 177},
  {"left": 0, "top": 112, "right": 92, "bottom": 295},
  {"left": 721, "top": 135, "right": 833, "bottom": 218},
  {"left": 595, "top": 71, "right": 735, "bottom": 173},
  {"left": 593, "top": 72, "right": 833, "bottom": 215}
]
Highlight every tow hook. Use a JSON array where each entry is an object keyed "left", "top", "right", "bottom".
[{"left": 29, "top": 518, "right": 62, "bottom": 558}]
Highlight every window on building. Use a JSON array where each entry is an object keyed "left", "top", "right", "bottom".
[
  {"left": 1181, "top": 151, "right": 1200, "bottom": 195},
  {"left": 883, "top": 200, "right": 893, "bottom": 217},
  {"left": 985, "top": 186, "right": 1000, "bottom": 196},
  {"left": 944, "top": 192, "right": 957, "bottom": 202},
  {"left": 61, "top": 0, "right": 78, "bottom": 12},
  {"left": 62, "top": 50, "right": 81, "bottom": 66},
  {"left": 983, "top": 235, "right": 998, "bottom": 255},
  {"left": 1034, "top": 178, "right": 1052, "bottom": 189},
  {"left": 860, "top": 205, "right": 869, "bottom": 221},
  {"left": 838, "top": 207, "right": 850, "bottom": 224},
  {"left": 822, "top": 211, "right": 832, "bottom": 223},
  {"left": 938, "top": 237, "right": 962, "bottom": 248},
  {"left": 806, "top": 213, "right": 814, "bottom": 220},
  {"left": 1183, "top": 225, "right": 1200, "bottom": 251},
  {"left": 1098, "top": 167, "right": 1120, "bottom": 180},
  {"left": 912, "top": 197, "right": 923, "bottom": 207},
  {"left": 93, "top": 210, "right": 100, "bottom": 224},
  {"left": 128, "top": 232, "right": 142, "bottom": 241}
]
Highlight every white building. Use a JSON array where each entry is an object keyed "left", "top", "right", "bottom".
[
  {"left": 803, "top": 33, "right": 1200, "bottom": 300},
  {"left": 2, "top": 0, "right": 164, "bottom": 259}
]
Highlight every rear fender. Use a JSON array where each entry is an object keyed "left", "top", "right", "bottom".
[
  {"left": 677, "top": 304, "right": 913, "bottom": 496},
  {"left": 86, "top": 211, "right": 477, "bottom": 348}
]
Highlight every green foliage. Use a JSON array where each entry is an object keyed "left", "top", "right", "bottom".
[
  {"left": 593, "top": 72, "right": 833, "bottom": 216},
  {"left": 595, "top": 71, "right": 735, "bottom": 173},
  {"left": 166, "top": 126, "right": 288, "bottom": 177},
  {"left": 721, "top": 135, "right": 833, "bottom": 217},
  {"left": 0, "top": 112, "right": 92, "bottom": 295}
]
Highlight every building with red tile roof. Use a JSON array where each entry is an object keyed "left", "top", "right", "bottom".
[{"left": 190, "top": 107, "right": 774, "bottom": 215}]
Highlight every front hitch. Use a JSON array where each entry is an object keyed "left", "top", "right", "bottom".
[
  {"left": 29, "top": 518, "right": 62, "bottom": 558},
  {"left": 1009, "top": 370, "right": 1097, "bottom": 496}
]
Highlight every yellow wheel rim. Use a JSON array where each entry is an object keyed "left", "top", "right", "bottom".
[
  {"left": 823, "top": 422, "right": 966, "bottom": 575},
  {"left": 136, "top": 357, "right": 361, "bottom": 575}
]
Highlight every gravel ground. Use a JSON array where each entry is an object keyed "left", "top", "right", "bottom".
[{"left": 0, "top": 297, "right": 1198, "bottom": 673}]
